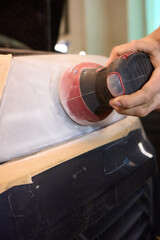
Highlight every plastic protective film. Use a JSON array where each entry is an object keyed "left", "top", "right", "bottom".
[{"left": 0, "top": 54, "right": 124, "bottom": 163}]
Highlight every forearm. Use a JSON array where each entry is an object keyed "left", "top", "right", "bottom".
[{"left": 145, "top": 27, "right": 160, "bottom": 43}]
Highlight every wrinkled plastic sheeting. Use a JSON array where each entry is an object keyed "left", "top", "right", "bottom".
[{"left": 0, "top": 54, "right": 124, "bottom": 163}]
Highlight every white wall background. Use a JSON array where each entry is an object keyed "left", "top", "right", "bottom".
[{"left": 58, "top": 0, "right": 127, "bottom": 57}]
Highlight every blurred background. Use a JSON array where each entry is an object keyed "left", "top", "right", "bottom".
[
  {"left": 0, "top": 0, "right": 159, "bottom": 56},
  {"left": 57, "top": 0, "right": 160, "bottom": 56}
]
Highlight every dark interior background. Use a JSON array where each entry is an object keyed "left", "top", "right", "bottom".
[{"left": 0, "top": 0, "right": 64, "bottom": 51}]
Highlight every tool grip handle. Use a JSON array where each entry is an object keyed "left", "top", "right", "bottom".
[{"left": 106, "top": 52, "right": 154, "bottom": 97}]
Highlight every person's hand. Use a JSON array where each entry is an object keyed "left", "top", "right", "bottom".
[{"left": 106, "top": 31, "right": 160, "bottom": 117}]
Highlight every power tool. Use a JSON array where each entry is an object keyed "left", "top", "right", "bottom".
[{"left": 59, "top": 52, "right": 154, "bottom": 125}]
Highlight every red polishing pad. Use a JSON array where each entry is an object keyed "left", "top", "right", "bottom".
[{"left": 59, "top": 62, "right": 103, "bottom": 125}]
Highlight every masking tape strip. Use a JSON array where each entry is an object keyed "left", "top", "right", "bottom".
[
  {"left": 0, "top": 54, "right": 12, "bottom": 101},
  {"left": 0, "top": 116, "right": 142, "bottom": 194}
]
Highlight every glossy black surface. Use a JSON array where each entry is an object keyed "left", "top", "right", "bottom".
[{"left": 0, "top": 129, "right": 159, "bottom": 240}]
